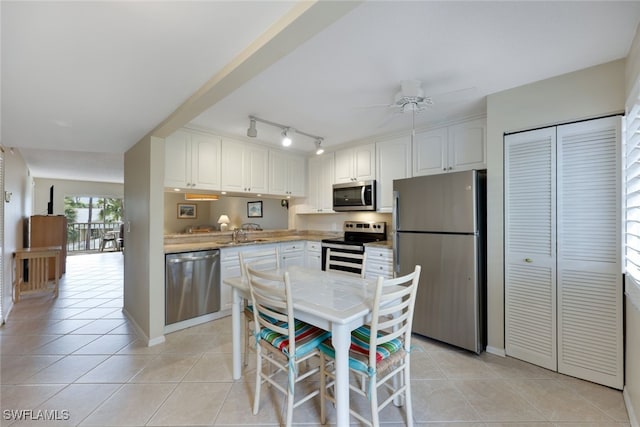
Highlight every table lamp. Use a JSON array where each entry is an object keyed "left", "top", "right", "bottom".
[{"left": 217, "top": 214, "right": 230, "bottom": 232}]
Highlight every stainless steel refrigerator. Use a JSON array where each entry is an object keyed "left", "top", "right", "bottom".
[{"left": 393, "top": 169, "right": 486, "bottom": 354}]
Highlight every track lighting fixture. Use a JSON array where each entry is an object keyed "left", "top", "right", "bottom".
[{"left": 247, "top": 115, "right": 323, "bottom": 153}]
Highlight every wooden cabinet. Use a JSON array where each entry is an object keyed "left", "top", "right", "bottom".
[
  {"left": 504, "top": 116, "right": 623, "bottom": 389},
  {"left": 365, "top": 246, "right": 393, "bottom": 280},
  {"left": 29, "top": 215, "right": 67, "bottom": 279},
  {"left": 305, "top": 154, "right": 335, "bottom": 213},
  {"left": 376, "top": 135, "right": 411, "bottom": 212},
  {"left": 334, "top": 143, "right": 375, "bottom": 183},
  {"left": 164, "top": 129, "right": 221, "bottom": 190},
  {"left": 221, "top": 139, "right": 268, "bottom": 194},
  {"left": 413, "top": 118, "right": 486, "bottom": 176},
  {"left": 269, "top": 150, "right": 306, "bottom": 197}
]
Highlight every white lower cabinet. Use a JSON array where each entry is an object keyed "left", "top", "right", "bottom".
[
  {"left": 219, "top": 244, "right": 278, "bottom": 311},
  {"left": 365, "top": 246, "right": 393, "bottom": 280},
  {"left": 280, "top": 242, "right": 305, "bottom": 269},
  {"left": 306, "top": 241, "right": 322, "bottom": 269}
]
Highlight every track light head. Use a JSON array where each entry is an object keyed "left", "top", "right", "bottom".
[
  {"left": 247, "top": 118, "right": 257, "bottom": 138},
  {"left": 281, "top": 128, "right": 292, "bottom": 147},
  {"left": 315, "top": 138, "right": 324, "bottom": 155}
]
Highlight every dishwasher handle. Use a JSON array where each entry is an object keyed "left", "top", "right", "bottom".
[{"left": 167, "top": 252, "right": 219, "bottom": 264}]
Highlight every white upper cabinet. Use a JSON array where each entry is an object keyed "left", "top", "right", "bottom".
[
  {"left": 269, "top": 150, "right": 306, "bottom": 197},
  {"left": 220, "top": 139, "right": 268, "bottom": 194},
  {"left": 448, "top": 119, "right": 487, "bottom": 171},
  {"left": 334, "top": 143, "right": 375, "bottom": 183},
  {"left": 376, "top": 135, "right": 411, "bottom": 212},
  {"left": 165, "top": 129, "right": 221, "bottom": 190},
  {"left": 305, "top": 153, "right": 335, "bottom": 213},
  {"left": 413, "top": 118, "right": 486, "bottom": 176}
]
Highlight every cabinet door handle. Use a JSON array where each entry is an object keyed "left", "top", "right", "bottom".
[{"left": 524, "top": 258, "right": 533, "bottom": 263}]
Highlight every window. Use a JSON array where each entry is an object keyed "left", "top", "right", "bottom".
[{"left": 626, "top": 92, "right": 640, "bottom": 309}]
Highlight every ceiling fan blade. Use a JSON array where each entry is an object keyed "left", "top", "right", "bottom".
[
  {"left": 376, "top": 110, "right": 403, "bottom": 128},
  {"left": 427, "top": 86, "right": 478, "bottom": 105}
]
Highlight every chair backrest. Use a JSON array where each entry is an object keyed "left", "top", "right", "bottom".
[
  {"left": 325, "top": 248, "right": 367, "bottom": 278},
  {"left": 367, "top": 265, "right": 422, "bottom": 367},
  {"left": 246, "top": 265, "right": 297, "bottom": 356},
  {"left": 239, "top": 247, "right": 280, "bottom": 278}
]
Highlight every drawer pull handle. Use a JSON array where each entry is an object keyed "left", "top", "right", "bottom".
[{"left": 524, "top": 258, "right": 533, "bottom": 263}]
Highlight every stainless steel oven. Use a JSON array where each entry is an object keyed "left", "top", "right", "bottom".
[{"left": 321, "top": 221, "right": 386, "bottom": 273}]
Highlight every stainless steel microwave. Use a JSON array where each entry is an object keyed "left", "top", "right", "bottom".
[{"left": 332, "top": 180, "right": 376, "bottom": 211}]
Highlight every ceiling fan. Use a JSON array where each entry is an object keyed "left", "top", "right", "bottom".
[
  {"left": 367, "top": 79, "right": 475, "bottom": 133},
  {"left": 390, "top": 79, "right": 434, "bottom": 113}
]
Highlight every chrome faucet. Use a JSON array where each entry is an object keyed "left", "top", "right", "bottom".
[{"left": 232, "top": 228, "right": 247, "bottom": 243}]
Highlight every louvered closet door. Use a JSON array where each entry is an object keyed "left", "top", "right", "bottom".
[
  {"left": 505, "top": 128, "right": 557, "bottom": 371},
  {"left": 557, "top": 116, "right": 623, "bottom": 389}
]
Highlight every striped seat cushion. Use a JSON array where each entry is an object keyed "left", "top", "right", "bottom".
[
  {"left": 260, "top": 320, "right": 330, "bottom": 358},
  {"left": 318, "top": 325, "right": 403, "bottom": 374}
]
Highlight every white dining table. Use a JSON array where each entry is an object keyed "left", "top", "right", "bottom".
[{"left": 223, "top": 265, "right": 377, "bottom": 427}]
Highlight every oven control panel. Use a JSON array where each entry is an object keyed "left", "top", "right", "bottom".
[{"left": 343, "top": 221, "right": 386, "bottom": 235}]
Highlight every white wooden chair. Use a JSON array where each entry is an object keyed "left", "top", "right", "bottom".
[
  {"left": 319, "top": 265, "right": 422, "bottom": 427},
  {"left": 239, "top": 247, "right": 280, "bottom": 367},
  {"left": 324, "top": 248, "right": 367, "bottom": 278},
  {"left": 246, "top": 265, "right": 330, "bottom": 427}
]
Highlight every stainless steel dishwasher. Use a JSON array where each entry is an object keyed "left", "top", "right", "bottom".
[{"left": 165, "top": 249, "right": 220, "bottom": 325}]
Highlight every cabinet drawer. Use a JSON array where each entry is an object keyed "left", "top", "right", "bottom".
[
  {"left": 280, "top": 242, "right": 305, "bottom": 253},
  {"left": 306, "top": 241, "right": 321, "bottom": 253}
]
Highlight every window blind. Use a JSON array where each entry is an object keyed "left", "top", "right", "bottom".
[{"left": 626, "top": 96, "right": 640, "bottom": 311}]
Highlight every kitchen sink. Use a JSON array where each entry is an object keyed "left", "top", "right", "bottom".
[{"left": 222, "top": 238, "right": 270, "bottom": 245}]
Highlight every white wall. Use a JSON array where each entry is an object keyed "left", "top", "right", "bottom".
[
  {"left": 32, "top": 178, "right": 123, "bottom": 216},
  {"left": 1, "top": 149, "right": 32, "bottom": 321},
  {"left": 293, "top": 208, "right": 392, "bottom": 237},
  {"left": 123, "top": 135, "right": 165, "bottom": 345},
  {"left": 485, "top": 59, "right": 626, "bottom": 355}
]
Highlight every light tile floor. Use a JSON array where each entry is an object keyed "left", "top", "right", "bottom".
[{"left": 0, "top": 252, "right": 631, "bottom": 426}]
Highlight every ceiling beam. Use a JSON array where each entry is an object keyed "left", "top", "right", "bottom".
[{"left": 149, "top": 0, "right": 363, "bottom": 139}]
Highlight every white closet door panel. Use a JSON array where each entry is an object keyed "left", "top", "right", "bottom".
[
  {"left": 558, "top": 267, "right": 622, "bottom": 388},
  {"left": 505, "top": 127, "right": 557, "bottom": 370},
  {"left": 557, "top": 116, "right": 623, "bottom": 389},
  {"left": 505, "top": 263, "right": 557, "bottom": 370}
]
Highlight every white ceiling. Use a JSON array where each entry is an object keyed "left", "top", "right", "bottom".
[{"left": 3, "top": 1, "right": 640, "bottom": 184}]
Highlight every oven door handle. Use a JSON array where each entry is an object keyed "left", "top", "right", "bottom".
[{"left": 322, "top": 242, "right": 364, "bottom": 252}]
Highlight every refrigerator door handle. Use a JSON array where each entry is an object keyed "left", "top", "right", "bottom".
[{"left": 393, "top": 190, "right": 400, "bottom": 273}]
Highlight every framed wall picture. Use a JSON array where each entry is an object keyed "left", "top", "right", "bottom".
[
  {"left": 247, "top": 201, "right": 263, "bottom": 218},
  {"left": 177, "top": 203, "right": 197, "bottom": 219}
]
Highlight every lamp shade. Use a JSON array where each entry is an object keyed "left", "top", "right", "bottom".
[{"left": 217, "top": 214, "right": 230, "bottom": 231}]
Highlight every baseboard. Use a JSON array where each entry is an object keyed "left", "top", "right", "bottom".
[
  {"left": 624, "top": 387, "right": 639, "bottom": 427},
  {"left": 486, "top": 346, "right": 506, "bottom": 357},
  {"left": 122, "top": 308, "right": 166, "bottom": 347}
]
